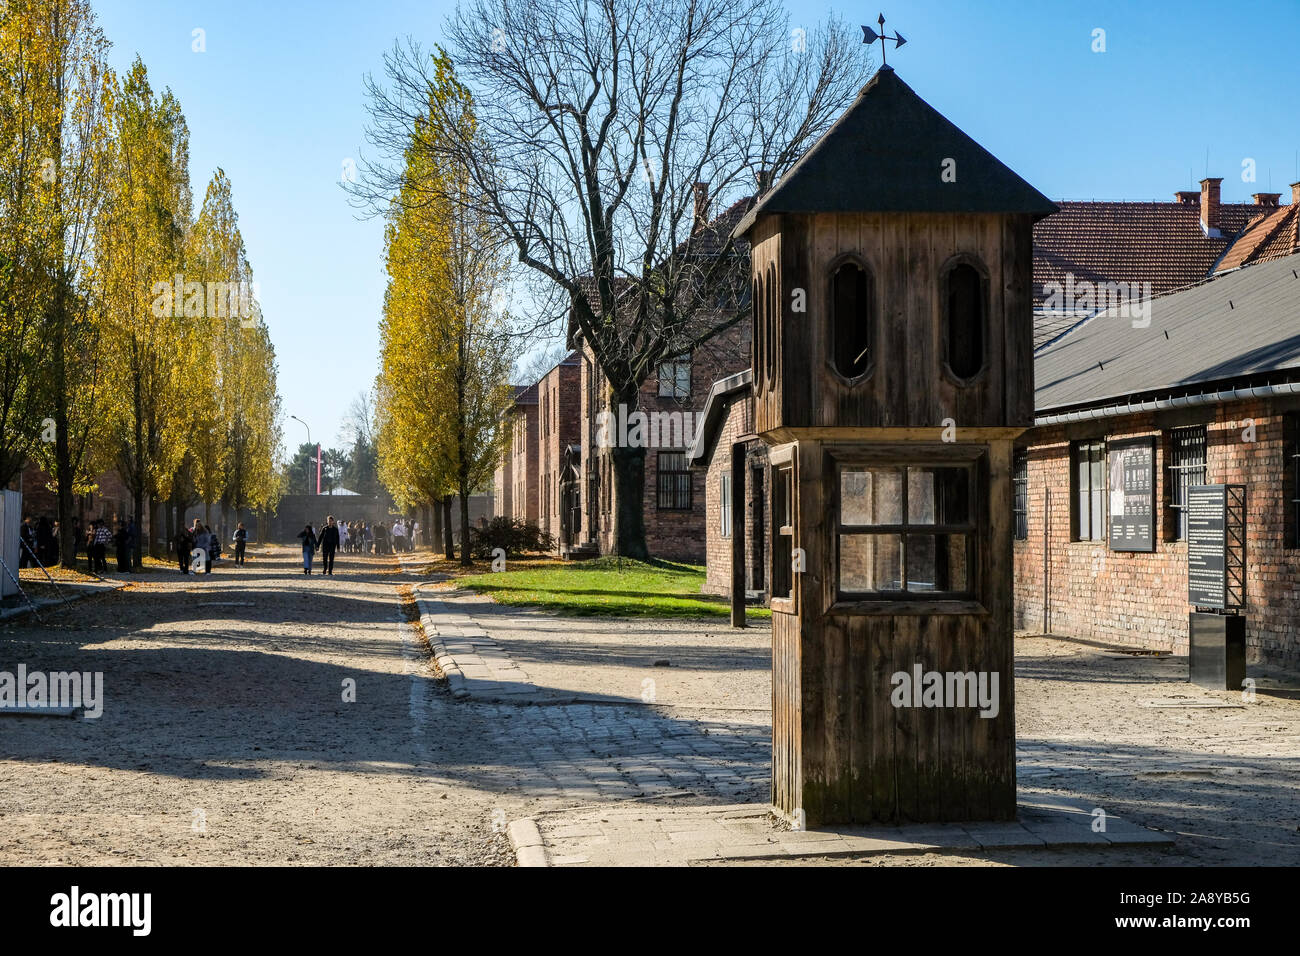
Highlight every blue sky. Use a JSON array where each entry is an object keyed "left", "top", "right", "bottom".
[{"left": 94, "top": 0, "right": 1300, "bottom": 454}]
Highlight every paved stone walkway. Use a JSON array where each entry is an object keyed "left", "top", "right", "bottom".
[
  {"left": 417, "top": 592, "right": 540, "bottom": 701},
  {"left": 530, "top": 798, "right": 1172, "bottom": 866}
]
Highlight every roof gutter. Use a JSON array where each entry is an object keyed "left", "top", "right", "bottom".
[{"left": 1034, "top": 380, "right": 1300, "bottom": 426}]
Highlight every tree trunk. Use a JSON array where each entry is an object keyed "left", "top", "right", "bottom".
[
  {"left": 459, "top": 486, "right": 472, "bottom": 567},
  {"left": 128, "top": 489, "right": 142, "bottom": 564},
  {"left": 606, "top": 388, "right": 649, "bottom": 560},
  {"left": 610, "top": 445, "right": 649, "bottom": 561},
  {"left": 442, "top": 496, "right": 454, "bottom": 560},
  {"left": 165, "top": 495, "right": 175, "bottom": 554},
  {"left": 431, "top": 499, "right": 442, "bottom": 548},
  {"left": 53, "top": 367, "right": 75, "bottom": 568},
  {"left": 147, "top": 497, "right": 161, "bottom": 560}
]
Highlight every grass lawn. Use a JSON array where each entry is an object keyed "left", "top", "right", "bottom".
[{"left": 456, "top": 555, "right": 770, "bottom": 620}]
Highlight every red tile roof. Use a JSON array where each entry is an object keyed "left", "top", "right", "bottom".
[
  {"left": 1032, "top": 200, "right": 1270, "bottom": 306},
  {"left": 1215, "top": 204, "right": 1300, "bottom": 273}
]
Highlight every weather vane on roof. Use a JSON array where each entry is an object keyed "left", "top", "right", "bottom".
[{"left": 862, "top": 13, "right": 907, "bottom": 67}]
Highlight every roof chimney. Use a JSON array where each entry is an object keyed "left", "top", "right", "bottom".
[
  {"left": 692, "top": 182, "right": 710, "bottom": 233},
  {"left": 1252, "top": 192, "right": 1281, "bottom": 207},
  {"left": 754, "top": 168, "right": 772, "bottom": 196},
  {"left": 1174, "top": 190, "right": 1200, "bottom": 205},
  {"left": 1199, "top": 177, "right": 1222, "bottom": 235},
  {"left": 1292, "top": 181, "right": 1300, "bottom": 206}
]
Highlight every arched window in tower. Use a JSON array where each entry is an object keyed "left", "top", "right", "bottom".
[
  {"left": 766, "top": 264, "right": 777, "bottom": 387},
  {"left": 830, "top": 259, "right": 873, "bottom": 378},
  {"left": 944, "top": 261, "right": 986, "bottom": 380}
]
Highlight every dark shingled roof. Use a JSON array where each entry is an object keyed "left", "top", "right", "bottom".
[
  {"left": 1034, "top": 251, "right": 1300, "bottom": 412},
  {"left": 734, "top": 66, "right": 1057, "bottom": 235}
]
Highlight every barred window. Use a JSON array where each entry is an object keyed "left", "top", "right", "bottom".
[
  {"left": 657, "top": 355, "right": 691, "bottom": 398},
  {"left": 1167, "top": 426, "right": 1207, "bottom": 541},
  {"left": 719, "top": 473, "right": 732, "bottom": 538},
  {"left": 1072, "top": 440, "right": 1105, "bottom": 541},
  {"left": 1013, "top": 449, "right": 1028, "bottom": 541},
  {"left": 656, "top": 452, "right": 692, "bottom": 510}
]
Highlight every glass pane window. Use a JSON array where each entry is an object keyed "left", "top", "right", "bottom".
[
  {"left": 720, "top": 473, "right": 732, "bottom": 538},
  {"left": 1072, "top": 441, "right": 1105, "bottom": 541},
  {"left": 657, "top": 355, "right": 691, "bottom": 398},
  {"left": 837, "top": 463, "right": 976, "bottom": 598}
]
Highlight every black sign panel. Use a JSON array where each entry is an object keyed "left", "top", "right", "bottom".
[
  {"left": 1187, "top": 484, "right": 1227, "bottom": 608},
  {"left": 1107, "top": 438, "right": 1155, "bottom": 552}
]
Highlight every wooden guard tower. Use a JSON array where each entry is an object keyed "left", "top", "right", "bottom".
[{"left": 733, "top": 66, "right": 1057, "bottom": 825}]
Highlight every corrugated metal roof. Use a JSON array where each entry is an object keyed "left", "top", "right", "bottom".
[{"left": 1035, "top": 252, "right": 1300, "bottom": 411}]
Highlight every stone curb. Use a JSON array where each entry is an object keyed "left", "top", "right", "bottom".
[
  {"left": 0, "top": 577, "right": 128, "bottom": 621},
  {"left": 507, "top": 818, "right": 549, "bottom": 867},
  {"left": 414, "top": 594, "right": 471, "bottom": 699}
]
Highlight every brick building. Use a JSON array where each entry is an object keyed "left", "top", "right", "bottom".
[
  {"left": 690, "top": 177, "right": 1300, "bottom": 670},
  {"left": 11, "top": 462, "right": 152, "bottom": 552},
  {"left": 575, "top": 319, "right": 751, "bottom": 563},
  {"left": 685, "top": 370, "right": 766, "bottom": 596},
  {"left": 496, "top": 382, "right": 538, "bottom": 526},
  {"left": 1016, "top": 250, "right": 1300, "bottom": 669},
  {"left": 495, "top": 194, "right": 754, "bottom": 562},
  {"left": 536, "top": 353, "right": 581, "bottom": 549}
]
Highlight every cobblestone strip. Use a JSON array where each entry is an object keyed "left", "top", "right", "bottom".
[{"left": 415, "top": 592, "right": 540, "bottom": 701}]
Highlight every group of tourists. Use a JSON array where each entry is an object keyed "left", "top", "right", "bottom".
[
  {"left": 18, "top": 516, "right": 57, "bottom": 568},
  {"left": 19, "top": 514, "right": 140, "bottom": 575},
  {"left": 294, "top": 514, "right": 423, "bottom": 574},
  {"left": 173, "top": 519, "right": 248, "bottom": 575}
]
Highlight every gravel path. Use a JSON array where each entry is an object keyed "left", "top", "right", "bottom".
[{"left": 0, "top": 546, "right": 513, "bottom": 866}]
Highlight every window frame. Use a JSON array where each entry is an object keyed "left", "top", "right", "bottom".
[
  {"left": 827, "top": 444, "right": 986, "bottom": 611},
  {"left": 719, "top": 472, "right": 732, "bottom": 538},
  {"left": 657, "top": 353, "right": 692, "bottom": 399},
  {"left": 1013, "top": 448, "right": 1029, "bottom": 542},
  {"left": 1166, "top": 425, "right": 1207, "bottom": 542},
  {"left": 939, "top": 254, "right": 990, "bottom": 385},
  {"left": 1071, "top": 439, "right": 1106, "bottom": 542},
  {"left": 826, "top": 253, "right": 876, "bottom": 383},
  {"left": 655, "top": 451, "right": 693, "bottom": 511}
]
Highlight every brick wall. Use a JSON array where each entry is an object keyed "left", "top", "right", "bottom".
[
  {"left": 579, "top": 322, "right": 752, "bottom": 563},
  {"left": 509, "top": 401, "right": 539, "bottom": 526},
  {"left": 1014, "top": 398, "right": 1300, "bottom": 669},
  {"left": 537, "top": 358, "right": 580, "bottom": 548},
  {"left": 12, "top": 462, "right": 152, "bottom": 545},
  {"left": 701, "top": 394, "right": 768, "bottom": 596}
]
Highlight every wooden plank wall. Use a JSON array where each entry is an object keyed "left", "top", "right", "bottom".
[
  {"left": 771, "top": 610, "right": 801, "bottom": 819},
  {"left": 757, "top": 211, "right": 1034, "bottom": 436}
]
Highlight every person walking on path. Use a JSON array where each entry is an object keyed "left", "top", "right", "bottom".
[
  {"left": 391, "top": 518, "right": 407, "bottom": 553},
  {"left": 124, "top": 517, "right": 137, "bottom": 570},
  {"left": 113, "top": 521, "right": 131, "bottom": 572},
  {"left": 91, "top": 520, "right": 111, "bottom": 573},
  {"left": 194, "top": 525, "right": 212, "bottom": 574},
  {"left": 298, "top": 524, "right": 318, "bottom": 574},
  {"left": 318, "top": 515, "right": 340, "bottom": 575},
  {"left": 19, "top": 518, "right": 35, "bottom": 568},
  {"left": 233, "top": 523, "right": 248, "bottom": 565},
  {"left": 205, "top": 525, "right": 220, "bottom": 573},
  {"left": 175, "top": 525, "right": 196, "bottom": 574}
]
